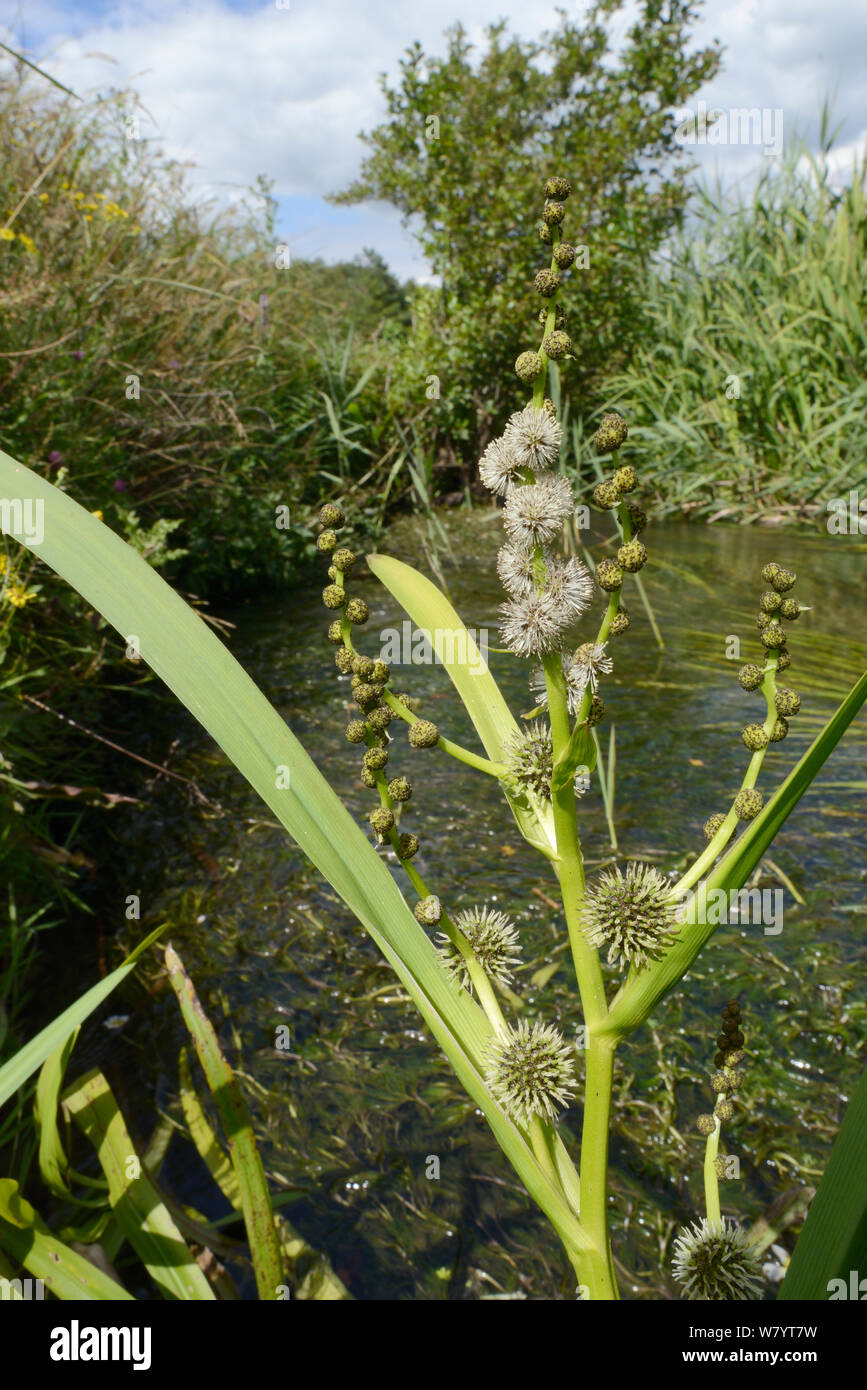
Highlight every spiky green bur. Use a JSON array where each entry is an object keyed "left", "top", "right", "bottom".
[
  {"left": 485, "top": 1020, "right": 576, "bottom": 1127},
  {"left": 437, "top": 907, "right": 522, "bottom": 989},
  {"left": 503, "top": 722, "right": 553, "bottom": 801},
  {"left": 592, "top": 412, "right": 628, "bottom": 454},
  {"left": 581, "top": 862, "right": 679, "bottom": 970},
  {"left": 672, "top": 1219, "right": 763, "bottom": 1301}
]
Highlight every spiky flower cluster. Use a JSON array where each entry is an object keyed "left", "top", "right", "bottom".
[
  {"left": 581, "top": 862, "right": 679, "bottom": 970},
  {"left": 672, "top": 1219, "right": 764, "bottom": 1301},
  {"left": 530, "top": 641, "right": 613, "bottom": 715},
  {"left": 437, "top": 906, "right": 522, "bottom": 989},
  {"left": 486, "top": 1019, "right": 577, "bottom": 1126},
  {"left": 503, "top": 722, "right": 555, "bottom": 801}
]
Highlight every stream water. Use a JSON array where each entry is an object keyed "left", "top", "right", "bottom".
[{"left": 66, "top": 511, "right": 866, "bottom": 1299}]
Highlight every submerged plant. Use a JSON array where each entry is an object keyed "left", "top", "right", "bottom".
[{"left": 0, "top": 173, "right": 864, "bottom": 1302}]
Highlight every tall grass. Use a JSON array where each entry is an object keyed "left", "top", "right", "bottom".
[{"left": 602, "top": 132, "right": 867, "bottom": 521}]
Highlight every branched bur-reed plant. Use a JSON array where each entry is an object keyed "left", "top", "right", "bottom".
[{"left": 0, "top": 174, "right": 864, "bottom": 1302}]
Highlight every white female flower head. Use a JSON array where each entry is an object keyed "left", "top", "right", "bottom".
[
  {"left": 479, "top": 436, "right": 524, "bottom": 496},
  {"left": 581, "top": 862, "right": 679, "bottom": 970},
  {"left": 500, "top": 589, "right": 571, "bottom": 659},
  {"left": 486, "top": 1019, "right": 577, "bottom": 1127},
  {"left": 497, "top": 542, "right": 538, "bottom": 597},
  {"left": 503, "top": 405, "right": 563, "bottom": 471},
  {"left": 502, "top": 474, "right": 574, "bottom": 549},
  {"left": 672, "top": 1218, "right": 764, "bottom": 1301},
  {"left": 503, "top": 720, "right": 553, "bottom": 800},
  {"left": 437, "top": 906, "right": 522, "bottom": 989}
]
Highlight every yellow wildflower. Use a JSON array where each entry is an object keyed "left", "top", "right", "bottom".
[
  {"left": 4, "top": 582, "right": 38, "bottom": 608},
  {"left": 18, "top": 234, "right": 36, "bottom": 254},
  {"left": 0, "top": 228, "right": 15, "bottom": 242},
  {"left": 91, "top": 509, "right": 104, "bottom": 522}
]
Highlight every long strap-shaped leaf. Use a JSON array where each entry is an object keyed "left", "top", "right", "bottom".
[
  {"left": 367, "top": 552, "right": 558, "bottom": 857},
  {"left": 778, "top": 1060, "right": 867, "bottom": 1299},
  {"left": 0, "top": 449, "right": 586, "bottom": 1258},
  {"left": 0, "top": 1179, "right": 133, "bottom": 1300},
  {"left": 604, "top": 670, "right": 867, "bottom": 1036}
]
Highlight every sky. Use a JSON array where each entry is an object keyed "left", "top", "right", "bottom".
[{"left": 2, "top": 0, "right": 865, "bottom": 281}]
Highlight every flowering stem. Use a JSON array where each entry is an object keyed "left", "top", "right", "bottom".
[
  {"left": 704, "top": 1118, "right": 722, "bottom": 1225},
  {"left": 381, "top": 690, "right": 507, "bottom": 776}
]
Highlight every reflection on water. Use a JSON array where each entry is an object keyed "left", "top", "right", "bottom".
[{"left": 90, "top": 515, "right": 865, "bottom": 1299}]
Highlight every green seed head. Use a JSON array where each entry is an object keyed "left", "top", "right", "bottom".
[
  {"left": 408, "top": 720, "right": 439, "bottom": 749},
  {"left": 617, "top": 539, "right": 647, "bottom": 573},
  {"left": 703, "top": 813, "right": 728, "bottom": 842},
  {"left": 779, "top": 597, "right": 800, "bottom": 620},
  {"left": 544, "top": 176, "right": 572, "bottom": 199},
  {"left": 414, "top": 895, "right": 441, "bottom": 926},
  {"left": 368, "top": 807, "right": 394, "bottom": 840},
  {"left": 363, "top": 747, "right": 388, "bottom": 772},
  {"left": 771, "top": 567, "right": 796, "bottom": 593},
  {"left": 327, "top": 619, "right": 344, "bottom": 643},
  {"left": 774, "top": 686, "right": 801, "bottom": 716},
  {"left": 553, "top": 241, "right": 575, "bottom": 268},
  {"left": 738, "top": 663, "right": 764, "bottom": 691},
  {"left": 672, "top": 1218, "right": 763, "bottom": 1301},
  {"left": 322, "top": 584, "right": 345, "bottom": 610},
  {"left": 387, "top": 776, "right": 412, "bottom": 803},
  {"left": 319, "top": 503, "right": 344, "bottom": 528},
  {"left": 437, "top": 906, "right": 522, "bottom": 990},
  {"left": 543, "top": 330, "right": 572, "bottom": 359},
  {"left": 533, "top": 268, "right": 561, "bottom": 298},
  {"left": 613, "top": 465, "right": 638, "bottom": 493},
  {"left": 334, "top": 648, "right": 354, "bottom": 674},
  {"left": 734, "top": 789, "right": 764, "bottom": 821},
  {"left": 769, "top": 716, "right": 788, "bottom": 742},
  {"left": 742, "top": 723, "right": 770, "bottom": 752},
  {"left": 332, "top": 547, "right": 356, "bottom": 573},
  {"left": 397, "top": 832, "right": 419, "bottom": 860},
  {"left": 345, "top": 597, "right": 369, "bottom": 625},
  {"left": 610, "top": 610, "right": 630, "bottom": 635},
  {"left": 317, "top": 529, "right": 337, "bottom": 553},
  {"left": 596, "top": 558, "right": 623, "bottom": 592},
  {"left": 592, "top": 481, "right": 621, "bottom": 510},
  {"left": 485, "top": 1019, "right": 576, "bottom": 1126},
  {"left": 367, "top": 706, "right": 393, "bottom": 732},
  {"left": 760, "top": 590, "right": 782, "bottom": 613},
  {"left": 582, "top": 862, "right": 678, "bottom": 971},
  {"left": 542, "top": 200, "right": 566, "bottom": 225},
  {"left": 345, "top": 720, "right": 367, "bottom": 744},
  {"left": 515, "top": 350, "right": 544, "bottom": 383},
  {"left": 591, "top": 412, "right": 628, "bottom": 454},
  {"left": 760, "top": 621, "right": 786, "bottom": 648},
  {"left": 696, "top": 1114, "right": 716, "bottom": 1136}
]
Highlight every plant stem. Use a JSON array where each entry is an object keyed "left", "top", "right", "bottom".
[
  {"left": 704, "top": 1118, "right": 722, "bottom": 1225},
  {"left": 381, "top": 690, "right": 507, "bottom": 776}
]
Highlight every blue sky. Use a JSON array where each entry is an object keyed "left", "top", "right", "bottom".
[{"left": 2, "top": 0, "right": 865, "bottom": 280}]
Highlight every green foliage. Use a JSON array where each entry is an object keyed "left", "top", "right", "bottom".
[{"left": 335, "top": 4, "right": 721, "bottom": 447}]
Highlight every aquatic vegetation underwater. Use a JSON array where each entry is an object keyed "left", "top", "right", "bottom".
[{"left": 0, "top": 177, "right": 864, "bottom": 1302}]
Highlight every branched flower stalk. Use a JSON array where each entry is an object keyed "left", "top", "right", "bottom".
[{"left": 313, "top": 178, "right": 825, "bottom": 1301}]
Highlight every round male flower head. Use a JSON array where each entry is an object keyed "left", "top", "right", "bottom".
[
  {"left": 500, "top": 590, "right": 571, "bottom": 659},
  {"left": 703, "top": 813, "right": 729, "bottom": 843},
  {"left": 335, "top": 648, "right": 354, "bottom": 675},
  {"left": 368, "top": 807, "right": 394, "bottom": 841},
  {"left": 696, "top": 1114, "right": 716, "bottom": 1137},
  {"left": 592, "top": 412, "right": 628, "bottom": 454},
  {"left": 414, "top": 895, "right": 442, "bottom": 926},
  {"left": 398, "top": 832, "right": 419, "bottom": 859},
  {"left": 363, "top": 746, "right": 388, "bottom": 772},
  {"left": 319, "top": 503, "right": 344, "bottom": 528},
  {"left": 533, "top": 268, "right": 561, "bottom": 298},
  {"left": 352, "top": 653, "right": 375, "bottom": 678},
  {"left": 354, "top": 682, "right": 381, "bottom": 711},
  {"left": 503, "top": 405, "right": 563, "bottom": 470},
  {"left": 367, "top": 706, "right": 393, "bottom": 732},
  {"left": 360, "top": 766, "right": 378, "bottom": 788},
  {"left": 738, "top": 663, "right": 764, "bottom": 691},
  {"left": 617, "top": 539, "right": 647, "bottom": 572},
  {"left": 515, "top": 350, "right": 544, "bottom": 383},
  {"left": 323, "top": 584, "right": 345, "bottom": 610},
  {"left": 769, "top": 717, "right": 788, "bottom": 742},
  {"left": 327, "top": 620, "right": 344, "bottom": 644},
  {"left": 761, "top": 562, "right": 780, "bottom": 584},
  {"left": 542, "top": 200, "right": 566, "bottom": 225},
  {"left": 734, "top": 788, "right": 763, "bottom": 821},
  {"left": 332, "top": 547, "right": 356, "bottom": 573},
  {"left": 529, "top": 647, "right": 595, "bottom": 717},
  {"left": 553, "top": 242, "right": 576, "bottom": 269},
  {"left": 496, "top": 542, "right": 536, "bottom": 596},
  {"left": 596, "top": 558, "right": 623, "bottom": 592},
  {"left": 672, "top": 1218, "right": 763, "bottom": 1301},
  {"left": 760, "top": 621, "right": 786, "bottom": 648},
  {"left": 771, "top": 566, "right": 796, "bottom": 593},
  {"left": 479, "top": 437, "right": 524, "bottom": 496},
  {"left": 779, "top": 597, "right": 800, "bottom": 620},
  {"left": 613, "top": 464, "right": 638, "bottom": 493},
  {"left": 544, "top": 175, "right": 572, "bottom": 199},
  {"left": 626, "top": 503, "right": 647, "bottom": 534},
  {"left": 571, "top": 641, "right": 613, "bottom": 696},
  {"left": 716, "top": 1097, "right": 735, "bottom": 1122},
  {"left": 437, "top": 906, "right": 522, "bottom": 989},
  {"left": 592, "top": 481, "right": 621, "bottom": 510},
  {"left": 742, "top": 723, "right": 770, "bottom": 752},
  {"left": 756, "top": 611, "right": 771, "bottom": 631},
  {"left": 317, "top": 529, "right": 337, "bottom": 553},
  {"left": 345, "top": 720, "right": 367, "bottom": 744},
  {"left": 538, "top": 221, "right": 553, "bottom": 244},
  {"left": 388, "top": 776, "right": 412, "bottom": 803},
  {"left": 485, "top": 1019, "right": 576, "bottom": 1127},
  {"left": 371, "top": 660, "right": 390, "bottom": 684},
  {"left": 503, "top": 474, "right": 574, "bottom": 549},
  {"left": 503, "top": 721, "right": 553, "bottom": 801},
  {"left": 610, "top": 610, "right": 630, "bottom": 635},
  {"left": 776, "top": 649, "right": 792, "bottom": 672},
  {"left": 543, "top": 330, "right": 572, "bottom": 359},
  {"left": 774, "top": 686, "right": 801, "bottom": 717},
  {"left": 408, "top": 719, "right": 439, "bottom": 748},
  {"left": 581, "top": 862, "right": 679, "bottom": 970},
  {"left": 345, "top": 597, "right": 369, "bottom": 625},
  {"left": 760, "top": 590, "right": 782, "bottom": 613},
  {"left": 586, "top": 694, "right": 605, "bottom": 728}
]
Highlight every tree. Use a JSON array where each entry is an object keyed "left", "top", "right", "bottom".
[{"left": 333, "top": 1, "right": 722, "bottom": 468}]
